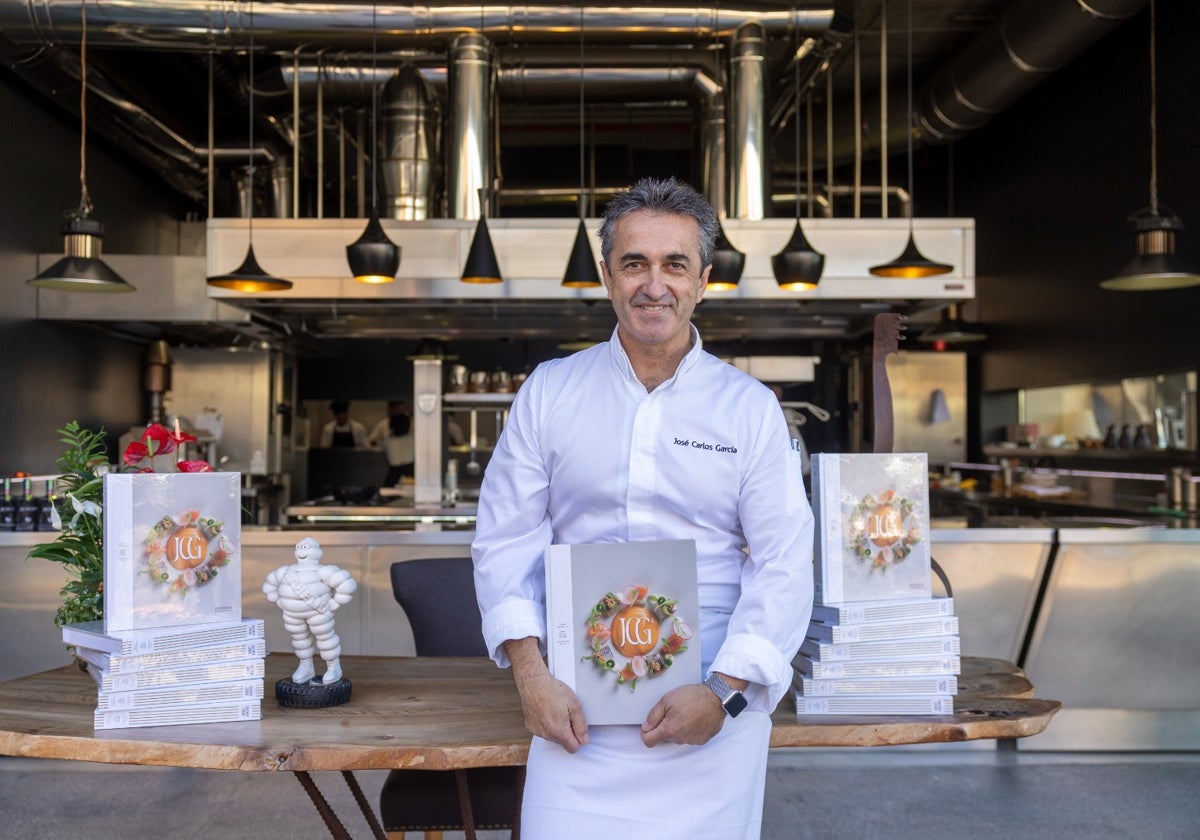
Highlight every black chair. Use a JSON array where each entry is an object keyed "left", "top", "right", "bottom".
[{"left": 380, "top": 557, "right": 524, "bottom": 839}]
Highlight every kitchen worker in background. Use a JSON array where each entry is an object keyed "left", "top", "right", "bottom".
[
  {"left": 369, "top": 400, "right": 415, "bottom": 486},
  {"left": 472, "top": 176, "right": 814, "bottom": 838},
  {"left": 319, "top": 400, "right": 368, "bottom": 449}
]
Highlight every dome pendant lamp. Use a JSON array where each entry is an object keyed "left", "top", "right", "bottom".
[
  {"left": 708, "top": 221, "right": 746, "bottom": 291},
  {"left": 1101, "top": 0, "right": 1200, "bottom": 291},
  {"left": 562, "top": 7, "right": 601, "bottom": 288},
  {"left": 346, "top": 0, "right": 401, "bottom": 284},
  {"left": 869, "top": 0, "right": 952, "bottom": 279},
  {"left": 207, "top": 1, "right": 292, "bottom": 292},
  {"left": 772, "top": 7, "right": 824, "bottom": 292},
  {"left": 29, "top": 0, "right": 133, "bottom": 293}
]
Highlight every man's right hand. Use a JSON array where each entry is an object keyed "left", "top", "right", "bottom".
[{"left": 504, "top": 637, "right": 589, "bottom": 753}]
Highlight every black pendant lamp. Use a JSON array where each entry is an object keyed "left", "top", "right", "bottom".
[
  {"left": 869, "top": 0, "right": 952, "bottom": 279},
  {"left": 918, "top": 303, "right": 986, "bottom": 346},
  {"left": 28, "top": 1, "right": 133, "bottom": 293},
  {"left": 207, "top": 1, "right": 292, "bottom": 293},
  {"left": 772, "top": 10, "right": 824, "bottom": 292},
  {"left": 1101, "top": 0, "right": 1200, "bottom": 291},
  {"left": 562, "top": 8, "right": 601, "bottom": 288},
  {"left": 461, "top": 188, "right": 503, "bottom": 284},
  {"left": 346, "top": 1, "right": 401, "bottom": 284},
  {"left": 707, "top": 222, "right": 745, "bottom": 291}
]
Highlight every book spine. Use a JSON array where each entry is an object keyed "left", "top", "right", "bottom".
[
  {"left": 119, "top": 620, "right": 265, "bottom": 655},
  {"left": 96, "top": 678, "right": 264, "bottom": 710},
  {"left": 796, "top": 656, "right": 961, "bottom": 679},
  {"left": 809, "top": 616, "right": 959, "bottom": 644},
  {"left": 800, "top": 635, "right": 961, "bottom": 662},
  {"left": 102, "top": 474, "right": 135, "bottom": 632},
  {"left": 95, "top": 659, "right": 266, "bottom": 692},
  {"left": 819, "top": 454, "right": 844, "bottom": 604},
  {"left": 92, "top": 640, "right": 268, "bottom": 674},
  {"left": 811, "top": 597, "right": 955, "bottom": 625},
  {"left": 545, "top": 544, "right": 578, "bottom": 691},
  {"left": 795, "top": 694, "right": 955, "bottom": 716},
  {"left": 94, "top": 701, "right": 262, "bottom": 731},
  {"left": 798, "top": 675, "right": 958, "bottom": 697}
]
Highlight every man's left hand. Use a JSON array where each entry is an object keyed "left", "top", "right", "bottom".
[{"left": 640, "top": 684, "right": 726, "bottom": 747}]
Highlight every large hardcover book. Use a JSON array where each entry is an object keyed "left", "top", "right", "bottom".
[
  {"left": 95, "top": 677, "right": 263, "bottom": 711},
  {"left": 63, "top": 618, "right": 264, "bottom": 655},
  {"left": 94, "top": 700, "right": 262, "bottom": 731},
  {"left": 806, "top": 616, "right": 959, "bottom": 644},
  {"left": 812, "top": 453, "right": 931, "bottom": 605},
  {"left": 810, "top": 596, "right": 954, "bottom": 626},
  {"left": 74, "top": 639, "right": 267, "bottom": 674},
  {"left": 103, "top": 472, "right": 243, "bottom": 632},
  {"left": 799, "top": 635, "right": 961, "bottom": 663},
  {"left": 796, "top": 674, "right": 958, "bottom": 697},
  {"left": 87, "top": 658, "right": 266, "bottom": 692},
  {"left": 545, "top": 539, "right": 701, "bottom": 726},
  {"left": 795, "top": 693, "right": 954, "bottom": 716},
  {"left": 794, "top": 655, "right": 961, "bottom": 679}
]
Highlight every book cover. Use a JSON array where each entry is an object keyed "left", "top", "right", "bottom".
[
  {"left": 793, "top": 655, "right": 961, "bottom": 679},
  {"left": 87, "top": 658, "right": 265, "bottom": 692},
  {"left": 545, "top": 539, "right": 701, "bottom": 726},
  {"left": 94, "top": 700, "right": 262, "bottom": 731},
  {"left": 806, "top": 616, "right": 959, "bottom": 644},
  {"left": 95, "top": 677, "right": 263, "bottom": 711},
  {"left": 103, "top": 472, "right": 243, "bottom": 633},
  {"left": 794, "top": 694, "right": 954, "bottom": 716},
  {"left": 812, "top": 453, "right": 931, "bottom": 605},
  {"left": 63, "top": 618, "right": 264, "bottom": 655},
  {"left": 809, "top": 596, "right": 954, "bottom": 626},
  {"left": 74, "top": 639, "right": 267, "bottom": 674},
  {"left": 796, "top": 674, "right": 958, "bottom": 697},
  {"left": 799, "top": 635, "right": 961, "bottom": 663}
]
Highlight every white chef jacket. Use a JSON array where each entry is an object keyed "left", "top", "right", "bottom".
[{"left": 472, "top": 325, "right": 814, "bottom": 714}]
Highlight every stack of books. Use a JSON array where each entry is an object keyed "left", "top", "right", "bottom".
[
  {"left": 64, "top": 471, "right": 264, "bottom": 730},
  {"left": 64, "top": 618, "right": 266, "bottom": 730},
  {"left": 796, "top": 452, "right": 960, "bottom": 716}
]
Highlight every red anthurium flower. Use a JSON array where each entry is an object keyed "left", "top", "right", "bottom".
[
  {"left": 142, "top": 423, "right": 177, "bottom": 455},
  {"left": 176, "top": 460, "right": 214, "bottom": 473},
  {"left": 122, "top": 440, "right": 150, "bottom": 466}
]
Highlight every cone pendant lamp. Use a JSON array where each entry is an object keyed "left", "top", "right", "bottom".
[
  {"left": 561, "top": 7, "right": 601, "bottom": 288},
  {"left": 461, "top": 207, "right": 502, "bottom": 284},
  {"left": 708, "top": 221, "right": 745, "bottom": 291},
  {"left": 346, "top": 1, "right": 400, "bottom": 284}
]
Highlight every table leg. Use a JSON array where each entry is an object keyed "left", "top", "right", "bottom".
[{"left": 342, "top": 770, "right": 388, "bottom": 840}]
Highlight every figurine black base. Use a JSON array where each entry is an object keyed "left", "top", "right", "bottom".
[{"left": 275, "top": 677, "right": 352, "bottom": 708}]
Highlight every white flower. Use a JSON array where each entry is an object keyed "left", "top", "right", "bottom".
[
  {"left": 49, "top": 502, "right": 62, "bottom": 531},
  {"left": 66, "top": 493, "right": 102, "bottom": 530}
]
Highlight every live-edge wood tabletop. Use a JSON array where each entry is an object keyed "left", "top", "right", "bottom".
[{"left": 0, "top": 654, "right": 1059, "bottom": 773}]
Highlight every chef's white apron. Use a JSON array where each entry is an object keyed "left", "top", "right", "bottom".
[{"left": 520, "top": 607, "right": 773, "bottom": 839}]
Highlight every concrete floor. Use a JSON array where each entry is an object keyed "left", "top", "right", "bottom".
[{"left": 2, "top": 747, "right": 1199, "bottom": 839}]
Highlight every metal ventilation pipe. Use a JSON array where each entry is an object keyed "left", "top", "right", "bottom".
[
  {"left": 729, "top": 22, "right": 766, "bottom": 220},
  {"left": 382, "top": 64, "right": 440, "bottom": 220},
  {"left": 916, "top": 0, "right": 1147, "bottom": 141},
  {"left": 447, "top": 33, "right": 494, "bottom": 220}
]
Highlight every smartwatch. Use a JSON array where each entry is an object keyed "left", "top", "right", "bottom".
[{"left": 704, "top": 672, "right": 748, "bottom": 718}]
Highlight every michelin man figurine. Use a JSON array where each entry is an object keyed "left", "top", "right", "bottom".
[{"left": 263, "top": 537, "right": 358, "bottom": 705}]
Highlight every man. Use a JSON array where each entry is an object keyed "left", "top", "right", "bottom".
[
  {"left": 319, "top": 399, "right": 368, "bottom": 448},
  {"left": 472, "top": 177, "right": 814, "bottom": 837},
  {"left": 368, "top": 400, "right": 415, "bottom": 486}
]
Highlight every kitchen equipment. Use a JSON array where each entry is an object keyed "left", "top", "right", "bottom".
[
  {"left": 448, "top": 365, "right": 469, "bottom": 393},
  {"left": 466, "top": 411, "right": 481, "bottom": 476},
  {"left": 469, "top": 371, "right": 490, "bottom": 393},
  {"left": 489, "top": 369, "right": 512, "bottom": 393}
]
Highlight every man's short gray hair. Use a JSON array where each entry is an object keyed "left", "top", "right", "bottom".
[{"left": 598, "top": 177, "right": 719, "bottom": 268}]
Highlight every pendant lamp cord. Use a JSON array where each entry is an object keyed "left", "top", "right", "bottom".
[
  {"left": 370, "top": 1, "right": 379, "bottom": 216},
  {"left": 247, "top": 1, "right": 255, "bottom": 242},
  {"left": 77, "top": 0, "right": 92, "bottom": 219},
  {"left": 1148, "top": 0, "right": 1158, "bottom": 216},
  {"left": 578, "top": 2, "right": 585, "bottom": 219},
  {"left": 906, "top": 0, "right": 914, "bottom": 227},
  {"left": 793, "top": 3, "right": 801, "bottom": 220}
]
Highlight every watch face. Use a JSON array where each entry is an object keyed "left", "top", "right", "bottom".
[{"left": 724, "top": 691, "right": 749, "bottom": 718}]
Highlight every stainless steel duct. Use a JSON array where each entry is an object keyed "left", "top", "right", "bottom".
[
  {"left": 915, "top": 0, "right": 1148, "bottom": 141},
  {"left": 382, "top": 64, "right": 440, "bottom": 220},
  {"left": 448, "top": 33, "right": 493, "bottom": 220},
  {"left": 730, "top": 22, "right": 767, "bottom": 220}
]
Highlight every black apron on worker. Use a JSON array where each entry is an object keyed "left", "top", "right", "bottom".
[{"left": 331, "top": 428, "right": 356, "bottom": 447}]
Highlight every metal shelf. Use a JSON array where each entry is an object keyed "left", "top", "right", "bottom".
[{"left": 442, "top": 392, "right": 516, "bottom": 406}]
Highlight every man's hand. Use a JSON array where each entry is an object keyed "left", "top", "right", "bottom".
[
  {"left": 505, "top": 637, "right": 589, "bottom": 753},
  {"left": 640, "top": 683, "right": 726, "bottom": 747}
]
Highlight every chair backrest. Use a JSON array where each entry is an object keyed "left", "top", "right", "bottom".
[{"left": 390, "top": 557, "right": 488, "bottom": 657}]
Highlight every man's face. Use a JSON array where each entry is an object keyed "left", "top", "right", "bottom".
[{"left": 601, "top": 210, "right": 710, "bottom": 351}]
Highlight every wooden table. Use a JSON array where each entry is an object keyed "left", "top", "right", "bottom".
[{"left": 0, "top": 654, "right": 1059, "bottom": 835}]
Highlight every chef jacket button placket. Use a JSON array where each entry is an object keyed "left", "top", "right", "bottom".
[{"left": 626, "top": 390, "right": 660, "bottom": 540}]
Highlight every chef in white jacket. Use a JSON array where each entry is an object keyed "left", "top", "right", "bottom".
[{"left": 472, "top": 177, "right": 814, "bottom": 839}]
